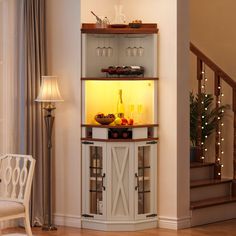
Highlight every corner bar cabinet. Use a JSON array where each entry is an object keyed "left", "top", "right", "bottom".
[{"left": 81, "top": 23, "right": 159, "bottom": 231}]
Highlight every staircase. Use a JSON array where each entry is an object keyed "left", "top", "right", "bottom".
[
  {"left": 190, "top": 162, "right": 236, "bottom": 226},
  {"left": 190, "top": 43, "right": 236, "bottom": 226}
]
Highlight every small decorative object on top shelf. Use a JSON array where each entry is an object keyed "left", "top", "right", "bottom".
[
  {"left": 111, "top": 4, "right": 126, "bottom": 28},
  {"left": 91, "top": 11, "right": 110, "bottom": 28},
  {"left": 129, "top": 20, "right": 142, "bottom": 28}
]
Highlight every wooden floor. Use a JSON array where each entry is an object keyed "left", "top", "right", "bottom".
[{"left": 3, "top": 219, "right": 236, "bottom": 236}]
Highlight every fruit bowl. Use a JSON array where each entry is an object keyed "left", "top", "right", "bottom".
[{"left": 95, "top": 113, "right": 115, "bottom": 125}]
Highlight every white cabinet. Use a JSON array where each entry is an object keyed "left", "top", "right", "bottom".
[
  {"left": 81, "top": 23, "right": 159, "bottom": 231},
  {"left": 82, "top": 140, "right": 157, "bottom": 230}
]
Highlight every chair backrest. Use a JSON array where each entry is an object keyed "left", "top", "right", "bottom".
[{"left": 0, "top": 154, "right": 35, "bottom": 206}]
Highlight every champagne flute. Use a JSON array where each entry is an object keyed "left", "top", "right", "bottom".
[
  {"left": 137, "top": 104, "right": 143, "bottom": 123},
  {"left": 129, "top": 104, "right": 135, "bottom": 119}
]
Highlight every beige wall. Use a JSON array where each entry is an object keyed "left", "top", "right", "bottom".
[
  {"left": 47, "top": 0, "right": 190, "bottom": 229},
  {"left": 46, "top": 0, "right": 81, "bottom": 227},
  {"left": 190, "top": 0, "right": 235, "bottom": 178},
  {"left": 190, "top": 0, "right": 236, "bottom": 78}
]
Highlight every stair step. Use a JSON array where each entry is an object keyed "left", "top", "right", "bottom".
[
  {"left": 190, "top": 163, "right": 214, "bottom": 181},
  {"left": 190, "top": 178, "right": 232, "bottom": 188},
  {"left": 190, "top": 162, "right": 215, "bottom": 169},
  {"left": 191, "top": 199, "right": 236, "bottom": 226},
  {"left": 191, "top": 196, "right": 236, "bottom": 209}
]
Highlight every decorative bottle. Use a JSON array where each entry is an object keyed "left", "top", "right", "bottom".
[{"left": 117, "top": 89, "right": 124, "bottom": 118}]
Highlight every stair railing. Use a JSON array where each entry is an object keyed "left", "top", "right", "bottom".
[{"left": 190, "top": 43, "right": 236, "bottom": 194}]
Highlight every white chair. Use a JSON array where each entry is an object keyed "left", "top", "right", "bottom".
[{"left": 0, "top": 154, "right": 36, "bottom": 236}]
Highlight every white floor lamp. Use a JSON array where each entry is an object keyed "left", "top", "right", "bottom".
[{"left": 35, "top": 75, "right": 63, "bottom": 230}]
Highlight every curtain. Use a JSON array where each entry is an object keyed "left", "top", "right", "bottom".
[
  {"left": 0, "top": 0, "right": 18, "bottom": 154},
  {"left": 20, "top": 0, "right": 47, "bottom": 226},
  {"left": 0, "top": 0, "right": 20, "bottom": 229}
]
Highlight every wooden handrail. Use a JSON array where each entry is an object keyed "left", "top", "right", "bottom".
[
  {"left": 190, "top": 42, "right": 236, "bottom": 191},
  {"left": 190, "top": 43, "right": 236, "bottom": 89}
]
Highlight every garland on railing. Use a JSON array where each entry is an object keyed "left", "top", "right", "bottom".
[
  {"left": 217, "top": 83, "right": 225, "bottom": 176},
  {"left": 200, "top": 64, "right": 225, "bottom": 175},
  {"left": 200, "top": 63, "right": 208, "bottom": 161}
]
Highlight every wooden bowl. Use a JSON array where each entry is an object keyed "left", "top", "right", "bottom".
[{"left": 95, "top": 117, "right": 115, "bottom": 125}]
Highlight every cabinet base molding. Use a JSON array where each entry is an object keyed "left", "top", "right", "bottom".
[
  {"left": 54, "top": 214, "right": 82, "bottom": 228},
  {"left": 82, "top": 218, "right": 157, "bottom": 231},
  {"left": 158, "top": 216, "right": 191, "bottom": 229}
]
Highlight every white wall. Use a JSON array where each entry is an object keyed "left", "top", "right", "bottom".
[
  {"left": 46, "top": 0, "right": 82, "bottom": 227},
  {"left": 47, "top": 0, "right": 190, "bottom": 229}
]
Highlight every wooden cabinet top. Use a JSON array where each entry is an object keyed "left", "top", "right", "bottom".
[{"left": 81, "top": 23, "right": 159, "bottom": 34}]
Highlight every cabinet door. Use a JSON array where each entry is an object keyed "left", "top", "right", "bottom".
[
  {"left": 134, "top": 141, "right": 157, "bottom": 220},
  {"left": 107, "top": 143, "right": 134, "bottom": 220},
  {"left": 82, "top": 141, "right": 107, "bottom": 220}
]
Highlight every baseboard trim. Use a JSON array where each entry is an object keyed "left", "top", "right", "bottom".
[
  {"left": 158, "top": 216, "right": 191, "bottom": 229},
  {"left": 53, "top": 214, "right": 81, "bottom": 228}
]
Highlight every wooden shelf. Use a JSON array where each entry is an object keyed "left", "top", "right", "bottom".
[
  {"left": 81, "top": 77, "right": 159, "bottom": 81},
  {"left": 81, "top": 23, "right": 158, "bottom": 34},
  {"left": 81, "top": 124, "right": 159, "bottom": 128},
  {"left": 81, "top": 137, "right": 159, "bottom": 142}
]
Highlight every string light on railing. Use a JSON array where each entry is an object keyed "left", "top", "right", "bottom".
[
  {"left": 200, "top": 63, "right": 208, "bottom": 161},
  {"left": 216, "top": 81, "right": 226, "bottom": 175}
]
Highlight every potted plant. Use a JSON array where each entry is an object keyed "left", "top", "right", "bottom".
[{"left": 190, "top": 92, "right": 229, "bottom": 162}]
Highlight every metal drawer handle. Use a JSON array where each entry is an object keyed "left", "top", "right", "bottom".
[
  {"left": 82, "top": 214, "right": 94, "bottom": 218},
  {"left": 102, "top": 173, "right": 106, "bottom": 191},
  {"left": 146, "top": 141, "right": 157, "bottom": 144},
  {"left": 135, "top": 173, "right": 139, "bottom": 191}
]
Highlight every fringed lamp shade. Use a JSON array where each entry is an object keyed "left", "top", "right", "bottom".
[{"left": 35, "top": 76, "right": 63, "bottom": 102}]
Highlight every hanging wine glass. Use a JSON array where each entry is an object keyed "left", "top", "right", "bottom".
[
  {"left": 107, "top": 38, "right": 113, "bottom": 57},
  {"left": 102, "top": 38, "right": 107, "bottom": 57},
  {"left": 96, "top": 38, "right": 102, "bottom": 57}
]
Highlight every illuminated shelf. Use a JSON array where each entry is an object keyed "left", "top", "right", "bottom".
[
  {"left": 81, "top": 77, "right": 159, "bottom": 81},
  {"left": 81, "top": 124, "right": 159, "bottom": 128},
  {"left": 81, "top": 137, "right": 159, "bottom": 142}
]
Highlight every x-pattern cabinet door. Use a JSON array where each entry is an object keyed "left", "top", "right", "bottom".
[
  {"left": 82, "top": 141, "right": 107, "bottom": 220},
  {"left": 134, "top": 141, "right": 157, "bottom": 220},
  {"left": 107, "top": 142, "right": 135, "bottom": 221}
]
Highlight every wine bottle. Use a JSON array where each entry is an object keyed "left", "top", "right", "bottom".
[{"left": 117, "top": 89, "right": 124, "bottom": 118}]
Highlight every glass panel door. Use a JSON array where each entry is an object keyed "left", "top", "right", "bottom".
[
  {"left": 137, "top": 146, "right": 151, "bottom": 215},
  {"left": 89, "top": 146, "right": 104, "bottom": 215},
  {"left": 135, "top": 141, "right": 157, "bottom": 220}
]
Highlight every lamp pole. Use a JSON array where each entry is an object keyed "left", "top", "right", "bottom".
[{"left": 42, "top": 103, "right": 57, "bottom": 231}]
